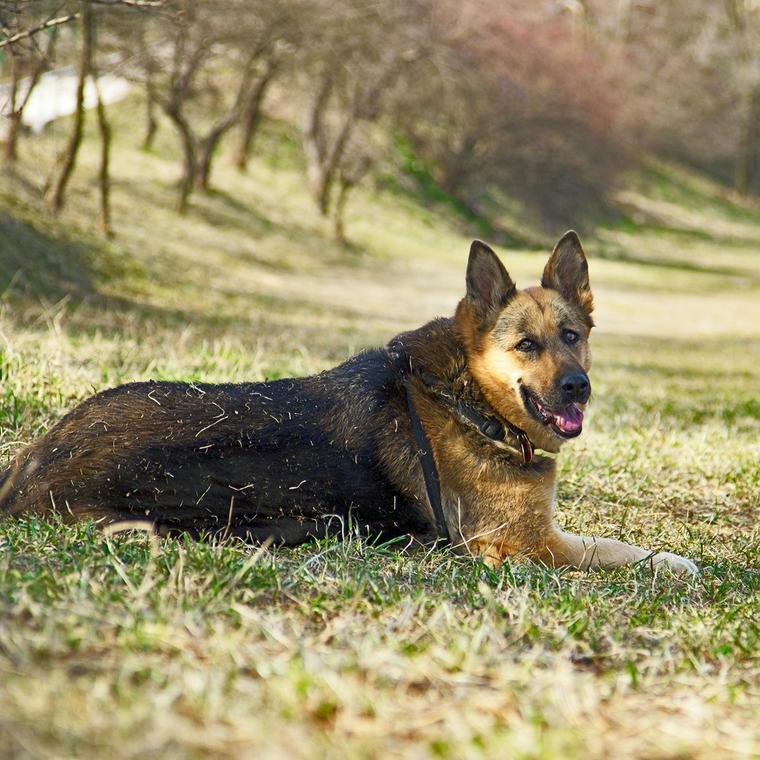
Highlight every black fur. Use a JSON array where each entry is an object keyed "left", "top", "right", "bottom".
[{"left": 0, "top": 340, "right": 440, "bottom": 544}]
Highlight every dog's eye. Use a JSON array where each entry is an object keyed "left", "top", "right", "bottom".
[
  {"left": 563, "top": 330, "right": 580, "bottom": 345},
  {"left": 515, "top": 338, "right": 536, "bottom": 352}
]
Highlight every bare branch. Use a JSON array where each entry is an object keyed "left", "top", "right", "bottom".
[
  {"left": 90, "top": 0, "right": 165, "bottom": 7},
  {"left": 0, "top": 12, "right": 79, "bottom": 51}
]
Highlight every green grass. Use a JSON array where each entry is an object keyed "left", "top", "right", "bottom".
[{"left": 0, "top": 103, "right": 759, "bottom": 758}]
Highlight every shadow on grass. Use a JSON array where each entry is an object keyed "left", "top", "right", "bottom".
[
  {"left": 611, "top": 213, "right": 760, "bottom": 250},
  {"left": 593, "top": 240, "right": 760, "bottom": 282},
  {"left": 647, "top": 163, "right": 760, "bottom": 225},
  {"left": 194, "top": 187, "right": 375, "bottom": 268},
  {"left": 0, "top": 177, "right": 384, "bottom": 345},
  {"left": 192, "top": 186, "right": 277, "bottom": 235},
  {"left": 0, "top": 208, "right": 97, "bottom": 301}
]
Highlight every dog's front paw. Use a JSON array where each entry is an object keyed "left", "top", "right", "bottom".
[{"left": 650, "top": 551, "right": 699, "bottom": 577}]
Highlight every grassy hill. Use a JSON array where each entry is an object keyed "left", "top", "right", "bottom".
[{"left": 0, "top": 104, "right": 758, "bottom": 759}]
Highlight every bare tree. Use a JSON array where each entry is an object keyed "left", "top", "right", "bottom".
[
  {"left": 126, "top": 0, "right": 299, "bottom": 212},
  {"left": 42, "top": 1, "right": 158, "bottom": 222},
  {"left": 92, "top": 67, "right": 112, "bottom": 236},
  {"left": 300, "top": 0, "right": 430, "bottom": 220},
  {"left": 136, "top": 23, "right": 158, "bottom": 150},
  {"left": 0, "top": 1, "right": 67, "bottom": 163},
  {"left": 576, "top": 0, "right": 760, "bottom": 196},
  {"left": 2, "top": 27, "right": 57, "bottom": 162},
  {"left": 331, "top": 138, "right": 374, "bottom": 243},
  {"left": 49, "top": 0, "right": 92, "bottom": 213},
  {"left": 234, "top": 53, "right": 280, "bottom": 172},
  {"left": 724, "top": 0, "right": 760, "bottom": 195},
  {"left": 394, "top": 1, "right": 634, "bottom": 229},
  {"left": 0, "top": 5, "right": 79, "bottom": 50}
]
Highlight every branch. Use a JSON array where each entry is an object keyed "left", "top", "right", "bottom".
[
  {"left": 0, "top": 12, "right": 79, "bottom": 51},
  {"left": 14, "top": 26, "right": 58, "bottom": 115},
  {"left": 91, "top": 0, "right": 165, "bottom": 6}
]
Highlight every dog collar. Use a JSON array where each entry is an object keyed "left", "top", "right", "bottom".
[
  {"left": 404, "top": 382, "right": 451, "bottom": 546},
  {"left": 396, "top": 349, "right": 544, "bottom": 546},
  {"left": 407, "top": 365, "right": 539, "bottom": 466}
]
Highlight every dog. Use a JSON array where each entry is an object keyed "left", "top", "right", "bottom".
[{"left": 0, "top": 232, "right": 697, "bottom": 575}]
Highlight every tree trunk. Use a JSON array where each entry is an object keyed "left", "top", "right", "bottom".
[
  {"left": 94, "top": 79, "right": 113, "bottom": 237},
  {"left": 5, "top": 31, "right": 56, "bottom": 163},
  {"left": 159, "top": 102, "right": 197, "bottom": 213},
  {"left": 304, "top": 68, "right": 393, "bottom": 217},
  {"left": 193, "top": 48, "right": 262, "bottom": 191},
  {"left": 194, "top": 112, "right": 239, "bottom": 191},
  {"left": 734, "top": 84, "right": 760, "bottom": 196},
  {"left": 194, "top": 136, "right": 216, "bottom": 191},
  {"left": 332, "top": 178, "right": 353, "bottom": 243},
  {"left": 171, "top": 113, "right": 197, "bottom": 214},
  {"left": 4, "top": 52, "right": 21, "bottom": 163},
  {"left": 50, "top": 2, "right": 92, "bottom": 213},
  {"left": 4, "top": 112, "right": 22, "bottom": 164},
  {"left": 332, "top": 156, "right": 372, "bottom": 243},
  {"left": 316, "top": 114, "right": 357, "bottom": 217},
  {"left": 234, "top": 63, "right": 277, "bottom": 172},
  {"left": 304, "top": 75, "right": 334, "bottom": 211},
  {"left": 142, "top": 75, "right": 158, "bottom": 150}
]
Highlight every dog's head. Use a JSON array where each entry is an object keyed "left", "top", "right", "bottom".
[{"left": 455, "top": 231, "right": 594, "bottom": 453}]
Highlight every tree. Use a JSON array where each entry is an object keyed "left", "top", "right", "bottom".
[
  {"left": 41, "top": 1, "right": 159, "bottom": 227},
  {"left": 127, "top": 0, "right": 299, "bottom": 212},
  {"left": 724, "top": 0, "right": 760, "bottom": 195},
  {"left": 575, "top": 0, "right": 760, "bottom": 196},
  {"left": 331, "top": 128, "right": 377, "bottom": 242},
  {"left": 395, "top": 1, "right": 633, "bottom": 228},
  {"left": 49, "top": 0, "right": 92, "bottom": 213},
  {"left": 0, "top": 3, "right": 79, "bottom": 51},
  {"left": 0, "top": 2, "right": 64, "bottom": 163},
  {"left": 299, "top": 0, "right": 431, "bottom": 220},
  {"left": 233, "top": 52, "right": 280, "bottom": 172}
]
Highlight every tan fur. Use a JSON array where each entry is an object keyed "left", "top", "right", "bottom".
[
  {"left": 439, "top": 234, "right": 697, "bottom": 576},
  {"left": 467, "top": 288, "right": 591, "bottom": 453}
]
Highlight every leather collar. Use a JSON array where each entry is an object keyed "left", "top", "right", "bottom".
[
  {"left": 393, "top": 341, "right": 542, "bottom": 546},
  {"left": 410, "top": 366, "right": 536, "bottom": 466},
  {"left": 387, "top": 332, "right": 542, "bottom": 467}
]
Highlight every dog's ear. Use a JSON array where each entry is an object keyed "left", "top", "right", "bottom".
[
  {"left": 541, "top": 231, "right": 593, "bottom": 319},
  {"left": 466, "top": 240, "right": 516, "bottom": 327}
]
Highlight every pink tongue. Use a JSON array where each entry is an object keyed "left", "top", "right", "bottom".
[{"left": 554, "top": 405, "right": 583, "bottom": 433}]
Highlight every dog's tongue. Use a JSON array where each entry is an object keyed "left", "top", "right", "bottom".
[{"left": 553, "top": 404, "right": 583, "bottom": 434}]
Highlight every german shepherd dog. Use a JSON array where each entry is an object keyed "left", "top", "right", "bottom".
[{"left": 0, "top": 232, "right": 697, "bottom": 575}]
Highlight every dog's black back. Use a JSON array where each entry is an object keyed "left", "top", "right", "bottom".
[{"left": 0, "top": 345, "right": 434, "bottom": 543}]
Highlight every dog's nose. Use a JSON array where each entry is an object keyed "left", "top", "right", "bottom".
[{"left": 560, "top": 372, "right": 590, "bottom": 404}]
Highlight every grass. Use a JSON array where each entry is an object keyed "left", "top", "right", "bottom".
[{"left": 0, "top": 100, "right": 759, "bottom": 758}]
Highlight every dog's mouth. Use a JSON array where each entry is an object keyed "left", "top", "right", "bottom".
[{"left": 521, "top": 387, "right": 584, "bottom": 439}]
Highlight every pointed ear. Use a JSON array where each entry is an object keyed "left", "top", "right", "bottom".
[
  {"left": 541, "top": 231, "right": 593, "bottom": 319},
  {"left": 465, "top": 240, "right": 516, "bottom": 327}
]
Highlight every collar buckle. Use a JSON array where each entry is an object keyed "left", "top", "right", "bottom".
[{"left": 515, "top": 429, "right": 534, "bottom": 465}]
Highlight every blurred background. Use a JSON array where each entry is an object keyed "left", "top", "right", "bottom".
[
  {"left": 0, "top": 0, "right": 759, "bottom": 384},
  {"left": 1, "top": 5, "right": 759, "bottom": 757},
  {"left": 3, "top": 0, "right": 760, "bottom": 236}
]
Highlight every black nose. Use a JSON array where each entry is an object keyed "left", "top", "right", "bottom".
[{"left": 560, "top": 372, "right": 590, "bottom": 404}]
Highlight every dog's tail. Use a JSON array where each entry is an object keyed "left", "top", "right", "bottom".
[
  {"left": 0, "top": 462, "right": 14, "bottom": 515},
  {"left": 0, "top": 454, "right": 38, "bottom": 517},
  {"left": 0, "top": 459, "right": 21, "bottom": 516}
]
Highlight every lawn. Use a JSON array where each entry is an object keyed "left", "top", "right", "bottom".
[{"left": 0, "top": 106, "right": 758, "bottom": 758}]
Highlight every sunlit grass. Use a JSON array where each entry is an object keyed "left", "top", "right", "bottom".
[{"left": 0, "top": 103, "right": 758, "bottom": 758}]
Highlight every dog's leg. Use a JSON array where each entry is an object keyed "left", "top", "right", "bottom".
[{"left": 539, "top": 528, "right": 698, "bottom": 576}]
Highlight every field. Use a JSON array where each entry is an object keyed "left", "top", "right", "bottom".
[{"left": 0, "top": 106, "right": 758, "bottom": 759}]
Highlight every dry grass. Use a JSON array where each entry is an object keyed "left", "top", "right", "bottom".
[{"left": 0, "top": 103, "right": 758, "bottom": 759}]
